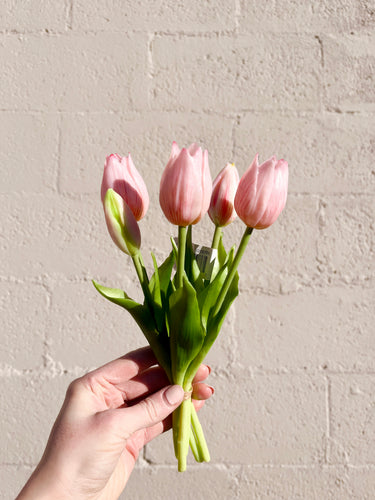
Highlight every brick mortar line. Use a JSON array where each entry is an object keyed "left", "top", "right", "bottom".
[
  {"left": 66, "top": 0, "right": 73, "bottom": 31},
  {"left": 1, "top": 277, "right": 374, "bottom": 294},
  {"left": 56, "top": 111, "right": 63, "bottom": 195},
  {"left": 0, "top": 29, "right": 374, "bottom": 37},
  {"left": 136, "top": 461, "right": 375, "bottom": 470},
  {"left": 0, "top": 107, "right": 340, "bottom": 114},
  {"left": 1, "top": 366, "right": 374, "bottom": 378},
  {"left": 234, "top": 0, "right": 241, "bottom": 33},
  {"left": 0, "top": 109, "right": 373, "bottom": 117},
  {"left": 325, "top": 376, "right": 331, "bottom": 463},
  {"left": 0, "top": 109, "right": 373, "bottom": 119},
  {"left": 1, "top": 192, "right": 374, "bottom": 200},
  {"left": 2, "top": 461, "right": 375, "bottom": 469},
  {"left": 147, "top": 31, "right": 155, "bottom": 107}
]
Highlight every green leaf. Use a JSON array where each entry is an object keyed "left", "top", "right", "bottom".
[
  {"left": 148, "top": 251, "right": 175, "bottom": 334},
  {"left": 148, "top": 253, "right": 165, "bottom": 334},
  {"left": 92, "top": 280, "right": 171, "bottom": 374},
  {"left": 157, "top": 251, "right": 176, "bottom": 302},
  {"left": 217, "top": 233, "right": 228, "bottom": 268},
  {"left": 168, "top": 276, "right": 205, "bottom": 385},
  {"left": 197, "top": 265, "right": 228, "bottom": 330},
  {"left": 226, "top": 245, "right": 236, "bottom": 267},
  {"left": 185, "top": 226, "right": 201, "bottom": 284},
  {"left": 150, "top": 253, "right": 162, "bottom": 306},
  {"left": 205, "top": 270, "right": 239, "bottom": 349}
]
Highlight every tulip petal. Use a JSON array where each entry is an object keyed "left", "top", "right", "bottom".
[
  {"left": 251, "top": 156, "right": 277, "bottom": 228},
  {"left": 160, "top": 143, "right": 212, "bottom": 226},
  {"left": 209, "top": 163, "right": 239, "bottom": 227},
  {"left": 101, "top": 153, "right": 149, "bottom": 221},
  {"left": 103, "top": 189, "right": 141, "bottom": 255},
  {"left": 234, "top": 154, "right": 288, "bottom": 229},
  {"left": 257, "top": 159, "right": 289, "bottom": 229},
  {"left": 234, "top": 154, "right": 259, "bottom": 227}
]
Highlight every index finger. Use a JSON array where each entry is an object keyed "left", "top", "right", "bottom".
[{"left": 88, "top": 346, "right": 158, "bottom": 384}]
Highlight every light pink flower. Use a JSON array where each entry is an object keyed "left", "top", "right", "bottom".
[
  {"left": 103, "top": 188, "right": 141, "bottom": 255},
  {"left": 159, "top": 142, "right": 212, "bottom": 226},
  {"left": 101, "top": 153, "right": 149, "bottom": 221},
  {"left": 234, "top": 154, "right": 288, "bottom": 229},
  {"left": 208, "top": 163, "right": 239, "bottom": 227}
]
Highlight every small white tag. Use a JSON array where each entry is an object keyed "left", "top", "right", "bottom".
[
  {"left": 192, "top": 243, "right": 217, "bottom": 280},
  {"left": 173, "top": 238, "right": 217, "bottom": 280}
]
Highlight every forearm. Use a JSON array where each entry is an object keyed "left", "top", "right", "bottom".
[{"left": 16, "top": 463, "right": 68, "bottom": 500}]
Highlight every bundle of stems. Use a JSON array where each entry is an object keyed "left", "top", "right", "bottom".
[{"left": 94, "top": 223, "right": 253, "bottom": 471}]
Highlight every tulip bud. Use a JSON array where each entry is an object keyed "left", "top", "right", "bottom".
[
  {"left": 234, "top": 154, "right": 288, "bottom": 229},
  {"left": 208, "top": 163, "right": 239, "bottom": 227},
  {"left": 159, "top": 142, "right": 212, "bottom": 226},
  {"left": 101, "top": 153, "right": 149, "bottom": 221},
  {"left": 103, "top": 188, "right": 141, "bottom": 255}
]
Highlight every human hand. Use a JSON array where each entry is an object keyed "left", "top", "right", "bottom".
[{"left": 17, "top": 347, "right": 213, "bottom": 500}]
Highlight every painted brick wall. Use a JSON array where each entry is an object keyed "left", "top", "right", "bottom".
[{"left": 1, "top": 1, "right": 374, "bottom": 498}]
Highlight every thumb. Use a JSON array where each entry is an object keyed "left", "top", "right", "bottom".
[{"left": 119, "top": 385, "right": 184, "bottom": 437}]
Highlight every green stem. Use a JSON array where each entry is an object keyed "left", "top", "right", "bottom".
[
  {"left": 183, "top": 226, "right": 254, "bottom": 386},
  {"left": 131, "top": 252, "right": 153, "bottom": 311},
  {"left": 190, "top": 404, "right": 210, "bottom": 462},
  {"left": 189, "top": 425, "right": 202, "bottom": 462},
  {"left": 176, "top": 225, "right": 187, "bottom": 288},
  {"left": 211, "top": 225, "right": 222, "bottom": 250},
  {"left": 132, "top": 251, "right": 173, "bottom": 380},
  {"left": 176, "top": 398, "right": 191, "bottom": 472},
  {"left": 212, "top": 226, "right": 253, "bottom": 318}
]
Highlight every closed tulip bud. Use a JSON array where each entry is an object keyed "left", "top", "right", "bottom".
[
  {"left": 103, "top": 188, "right": 141, "bottom": 256},
  {"left": 101, "top": 153, "right": 149, "bottom": 221},
  {"left": 234, "top": 154, "right": 288, "bottom": 229},
  {"left": 159, "top": 142, "right": 212, "bottom": 226},
  {"left": 208, "top": 163, "right": 239, "bottom": 227}
]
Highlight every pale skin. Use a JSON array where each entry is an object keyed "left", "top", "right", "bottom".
[{"left": 17, "top": 347, "right": 213, "bottom": 500}]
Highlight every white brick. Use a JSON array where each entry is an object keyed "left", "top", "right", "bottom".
[
  {"left": 59, "top": 111, "right": 234, "bottom": 196},
  {"left": 125, "top": 465, "right": 237, "bottom": 499},
  {"left": 239, "top": 0, "right": 375, "bottom": 34},
  {"left": 324, "top": 34, "right": 375, "bottom": 112},
  {"left": 237, "top": 465, "right": 375, "bottom": 500},
  {"left": 151, "top": 34, "right": 321, "bottom": 112},
  {"left": 0, "top": 374, "right": 72, "bottom": 464},
  {"left": 234, "top": 286, "right": 375, "bottom": 372},
  {"left": 317, "top": 195, "right": 375, "bottom": 285},
  {"left": 330, "top": 375, "right": 375, "bottom": 464},
  {"left": 0, "top": 112, "right": 58, "bottom": 193},
  {"left": 0, "top": 0, "right": 68, "bottom": 32},
  {"left": 0, "top": 281, "right": 47, "bottom": 370},
  {"left": 235, "top": 112, "right": 375, "bottom": 194},
  {"left": 73, "top": 0, "right": 237, "bottom": 32},
  {"left": 0, "top": 33, "right": 148, "bottom": 111}
]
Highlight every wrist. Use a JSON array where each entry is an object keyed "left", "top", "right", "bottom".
[{"left": 16, "top": 463, "right": 70, "bottom": 500}]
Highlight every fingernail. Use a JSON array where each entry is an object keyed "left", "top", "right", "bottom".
[
  {"left": 208, "top": 385, "right": 214, "bottom": 395},
  {"left": 205, "top": 365, "right": 212, "bottom": 375},
  {"left": 164, "top": 385, "right": 184, "bottom": 406}
]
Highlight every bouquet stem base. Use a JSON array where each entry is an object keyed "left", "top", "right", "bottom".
[{"left": 173, "top": 398, "right": 210, "bottom": 472}]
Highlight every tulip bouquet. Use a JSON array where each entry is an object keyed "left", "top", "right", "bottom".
[{"left": 93, "top": 143, "right": 288, "bottom": 471}]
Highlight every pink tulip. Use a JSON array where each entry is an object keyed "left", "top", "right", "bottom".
[
  {"left": 159, "top": 142, "right": 212, "bottom": 226},
  {"left": 208, "top": 163, "right": 239, "bottom": 227},
  {"left": 101, "top": 153, "right": 149, "bottom": 221},
  {"left": 234, "top": 154, "right": 288, "bottom": 229},
  {"left": 103, "top": 188, "right": 141, "bottom": 255}
]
